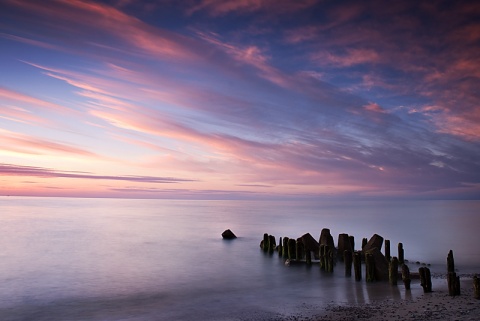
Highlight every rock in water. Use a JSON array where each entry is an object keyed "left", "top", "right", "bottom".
[{"left": 222, "top": 229, "right": 237, "bottom": 239}]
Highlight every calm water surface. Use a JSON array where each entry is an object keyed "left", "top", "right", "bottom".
[{"left": 0, "top": 197, "right": 479, "bottom": 320}]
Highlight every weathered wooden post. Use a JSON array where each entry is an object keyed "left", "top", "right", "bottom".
[
  {"left": 447, "top": 250, "right": 461, "bottom": 296},
  {"left": 324, "top": 245, "right": 330, "bottom": 272},
  {"left": 389, "top": 256, "right": 399, "bottom": 285},
  {"left": 474, "top": 275, "right": 480, "bottom": 300},
  {"left": 263, "top": 233, "right": 269, "bottom": 252},
  {"left": 353, "top": 251, "right": 362, "bottom": 281},
  {"left": 306, "top": 249, "right": 312, "bottom": 265},
  {"left": 385, "top": 239, "right": 391, "bottom": 261},
  {"left": 282, "top": 237, "right": 289, "bottom": 258},
  {"left": 268, "top": 235, "right": 276, "bottom": 253},
  {"left": 288, "top": 238, "right": 296, "bottom": 260},
  {"left": 324, "top": 245, "right": 334, "bottom": 273},
  {"left": 337, "top": 233, "right": 352, "bottom": 261},
  {"left": 349, "top": 235, "right": 355, "bottom": 251},
  {"left": 447, "top": 249, "right": 455, "bottom": 273},
  {"left": 398, "top": 243, "right": 404, "bottom": 264},
  {"left": 278, "top": 237, "right": 283, "bottom": 256},
  {"left": 344, "top": 250, "right": 352, "bottom": 277},
  {"left": 402, "top": 264, "right": 411, "bottom": 290},
  {"left": 296, "top": 239, "right": 305, "bottom": 261},
  {"left": 365, "top": 253, "right": 375, "bottom": 282},
  {"left": 319, "top": 244, "right": 325, "bottom": 270},
  {"left": 362, "top": 238, "right": 368, "bottom": 250},
  {"left": 419, "top": 267, "right": 432, "bottom": 293}
]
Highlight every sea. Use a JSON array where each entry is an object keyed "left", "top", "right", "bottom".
[{"left": 0, "top": 197, "right": 479, "bottom": 320}]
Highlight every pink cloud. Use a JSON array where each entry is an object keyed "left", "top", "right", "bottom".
[
  {"left": 197, "top": 31, "right": 291, "bottom": 88},
  {"left": 0, "top": 86, "right": 68, "bottom": 112},
  {"left": 312, "top": 48, "right": 381, "bottom": 67},
  {"left": 0, "top": 129, "right": 99, "bottom": 157},
  {"left": 5, "top": 0, "right": 199, "bottom": 62},
  {"left": 0, "top": 163, "right": 195, "bottom": 183},
  {"left": 363, "top": 102, "right": 387, "bottom": 114}
]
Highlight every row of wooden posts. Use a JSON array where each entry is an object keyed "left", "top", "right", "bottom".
[{"left": 261, "top": 232, "right": 480, "bottom": 299}]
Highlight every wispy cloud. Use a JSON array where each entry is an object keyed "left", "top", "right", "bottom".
[{"left": 0, "top": 163, "right": 196, "bottom": 184}]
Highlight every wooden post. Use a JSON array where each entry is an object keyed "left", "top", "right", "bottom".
[
  {"left": 306, "top": 249, "right": 312, "bottom": 265},
  {"left": 362, "top": 238, "right": 367, "bottom": 250},
  {"left": 324, "top": 245, "right": 334, "bottom": 272},
  {"left": 385, "top": 239, "right": 391, "bottom": 261},
  {"left": 447, "top": 250, "right": 460, "bottom": 296},
  {"left": 365, "top": 253, "right": 375, "bottom": 282},
  {"left": 268, "top": 235, "right": 276, "bottom": 253},
  {"left": 419, "top": 267, "right": 432, "bottom": 293},
  {"left": 288, "top": 238, "right": 296, "bottom": 261},
  {"left": 398, "top": 243, "right": 404, "bottom": 264},
  {"left": 402, "top": 264, "right": 411, "bottom": 290},
  {"left": 263, "top": 233, "right": 269, "bottom": 252},
  {"left": 389, "top": 256, "right": 399, "bottom": 285},
  {"left": 282, "top": 237, "right": 289, "bottom": 258},
  {"left": 447, "top": 249, "right": 455, "bottom": 273},
  {"left": 319, "top": 244, "right": 325, "bottom": 270},
  {"left": 344, "top": 250, "right": 352, "bottom": 277},
  {"left": 353, "top": 251, "right": 362, "bottom": 281},
  {"left": 349, "top": 235, "right": 355, "bottom": 251},
  {"left": 328, "top": 246, "right": 334, "bottom": 273},
  {"left": 474, "top": 275, "right": 480, "bottom": 300},
  {"left": 324, "top": 245, "right": 330, "bottom": 272},
  {"left": 278, "top": 237, "right": 283, "bottom": 256},
  {"left": 296, "top": 240, "right": 305, "bottom": 261}
]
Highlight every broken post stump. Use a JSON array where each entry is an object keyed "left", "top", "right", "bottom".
[
  {"left": 349, "top": 235, "right": 355, "bottom": 252},
  {"left": 296, "top": 239, "right": 305, "bottom": 261},
  {"left": 447, "top": 250, "right": 460, "bottom": 296},
  {"left": 402, "top": 264, "right": 411, "bottom": 290},
  {"left": 365, "top": 253, "right": 376, "bottom": 282},
  {"left": 448, "top": 272, "right": 461, "bottom": 296},
  {"left": 268, "top": 235, "right": 276, "bottom": 253},
  {"left": 362, "top": 237, "right": 367, "bottom": 249},
  {"left": 474, "top": 275, "right": 480, "bottom": 300},
  {"left": 282, "top": 237, "right": 289, "bottom": 258},
  {"left": 344, "top": 250, "right": 352, "bottom": 277},
  {"left": 262, "top": 233, "right": 269, "bottom": 252},
  {"left": 319, "top": 244, "right": 325, "bottom": 269},
  {"left": 337, "top": 233, "right": 352, "bottom": 261},
  {"left": 385, "top": 239, "right": 391, "bottom": 261},
  {"left": 419, "top": 267, "right": 432, "bottom": 293},
  {"left": 447, "top": 249, "right": 455, "bottom": 273},
  {"left": 306, "top": 249, "right": 312, "bottom": 265},
  {"left": 398, "top": 243, "right": 404, "bottom": 264},
  {"left": 278, "top": 237, "right": 283, "bottom": 256},
  {"left": 353, "top": 251, "right": 362, "bottom": 281},
  {"left": 288, "top": 238, "right": 296, "bottom": 261},
  {"left": 323, "top": 245, "right": 334, "bottom": 273},
  {"left": 389, "top": 256, "right": 399, "bottom": 286}
]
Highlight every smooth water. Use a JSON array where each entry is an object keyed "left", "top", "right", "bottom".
[{"left": 0, "top": 197, "right": 479, "bottom": 320}]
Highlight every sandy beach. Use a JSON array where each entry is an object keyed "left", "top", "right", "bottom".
[{"left": 264, "top": 277, "right": 480, "bottom": 321}]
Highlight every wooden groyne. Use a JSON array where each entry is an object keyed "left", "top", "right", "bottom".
[{"left": 258, "top": 229, "right": 479, "bottom": 299}]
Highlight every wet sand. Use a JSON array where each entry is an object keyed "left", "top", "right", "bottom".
[{"left": 263, "top": 277, "right": 480, "bottom": 321}]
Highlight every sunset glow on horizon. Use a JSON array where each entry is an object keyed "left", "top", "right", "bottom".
[{"left": 1, "top": 0, "right": 479, "bottom": 200}]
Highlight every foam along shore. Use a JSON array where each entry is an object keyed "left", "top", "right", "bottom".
[{"left": 298, "top": 278, "right": 480, "bottom": 321}]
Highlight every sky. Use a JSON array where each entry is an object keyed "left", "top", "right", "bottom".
[{"left": 0, "top": 0, "right": 479, "bottom": 200}]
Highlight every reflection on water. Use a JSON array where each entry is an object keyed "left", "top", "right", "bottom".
[{"left": 0, "top": 197, "right": 478, "bottom": 320}]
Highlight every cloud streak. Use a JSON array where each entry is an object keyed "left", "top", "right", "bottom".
[{"left": 0, "top": 163, "right": 195, "bottom": 184}]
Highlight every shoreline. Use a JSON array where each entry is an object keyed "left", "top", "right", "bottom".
[{"left": 276, "top": 278, "right": 480, "bottom": 321}]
